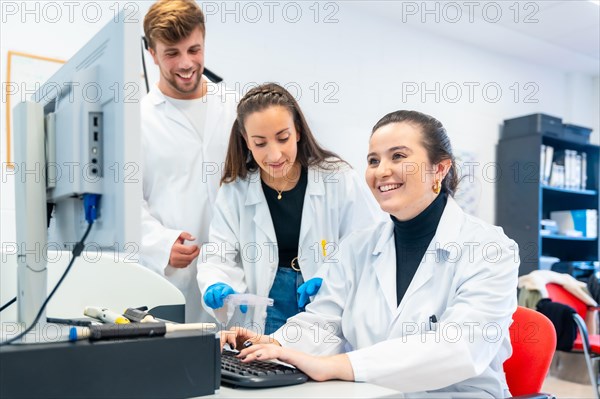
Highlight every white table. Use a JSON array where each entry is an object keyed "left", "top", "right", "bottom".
[
  {"left": 205, "top": 381, "right": 491, "bottom": 399},
  {"left": 206, "top": 381, "right": 403, "bottom": 398}
]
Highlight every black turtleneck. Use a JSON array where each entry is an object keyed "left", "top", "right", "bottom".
[{"left": 393, "top": 192, "right": 447, "bottom": 306}]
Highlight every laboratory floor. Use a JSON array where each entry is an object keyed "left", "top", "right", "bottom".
[{"left": 542, "top": 376, "right": 595, "bottom": 398}]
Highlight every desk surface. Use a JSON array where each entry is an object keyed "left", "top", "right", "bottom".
[
  {"left": 206, "top": 381, "right": 403, "bottom": 398},
  {"left": 205, "top": 381, "right": 490, "bottom": 399}
]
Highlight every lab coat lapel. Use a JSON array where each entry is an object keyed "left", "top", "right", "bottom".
[
  {"left": 150, "top": 85, "right": 196, "bottom": 134},
  {"left": 298, "top": 168, "right": 325, "bottom": 251},
  {"left": 246, "top": 172, "right": 277, "bottom": 244},
  {"left": 395, "top": 248, "right": 436, "bottom": 317},
  {"left": 202, "top": 83, "right": 224, "bottom": 152},
  {"left": 201, "top": 85, "right": 225, "bottom": 205},
  {"left": 371, "top": 222, "right": 398, "bottom": 314}
]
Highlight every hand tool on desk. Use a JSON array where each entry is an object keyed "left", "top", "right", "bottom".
[
  {"left": 69, "top": 321, "right": 218, "bottom": 341},
  {"left": 84, "top": 306, "right": 130, "bottom": 324}
]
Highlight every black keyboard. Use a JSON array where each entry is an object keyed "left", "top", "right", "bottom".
[{"left": 220, "top": 349, "right": 308, "bottom": 388}]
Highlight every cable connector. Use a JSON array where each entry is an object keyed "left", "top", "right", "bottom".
[
  {"left": 83, "top": 194, "right": 101, "bottom": 223},
  {"left": 72, "top": 241, "right": 85, "bottom": 257}
]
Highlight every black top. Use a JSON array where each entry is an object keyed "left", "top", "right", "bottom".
[
  {"left": 536, "top": 298, "right": 577, "bottom": 351},
  {"left": 393, "top": 192, "right": 447, "bottom": 306},
  {"left": 262, "top": 168, "right": 308, "bottom": 268}
]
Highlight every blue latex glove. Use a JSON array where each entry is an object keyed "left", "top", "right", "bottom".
[
  {"left": 297, "top": 277, "right": 323, "bottom": 308},
  {"left": 203, "top": 283, "right": 247, "bottom": 313}
]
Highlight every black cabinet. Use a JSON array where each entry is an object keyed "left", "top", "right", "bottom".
[{"left": 496, "top": 114, "right": 599, "bottom": 276}]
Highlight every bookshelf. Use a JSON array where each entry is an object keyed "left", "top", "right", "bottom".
[
  {"left": 496, "top": 117, "right": 599, "bottom": 276},
  {"left": 542, "top": 186, "right": 597, "bottom": 196}
]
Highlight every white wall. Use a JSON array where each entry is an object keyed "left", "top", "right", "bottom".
[{"left": 1, "top": 1, "right": 599, "bottom": 247}]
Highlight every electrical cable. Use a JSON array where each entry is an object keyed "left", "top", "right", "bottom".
[
  {"left": 203, "top": 68, "right": 223, "bottom": 84},
  {"left": 0, "top": 222, "right": 93, "bottom": 346},
  {"left": 0, "top": 297, "right": 17, "bottom": 312},
  {"left": 141, "top": 36, "right": 149, "bottom": 94}
]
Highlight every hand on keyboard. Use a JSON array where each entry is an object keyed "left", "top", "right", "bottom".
[
  {"left": 220, "top": 327, "right": 279, "bottom": 351},
  {"left": 237, "top": 343, "right": 355, "bottom": 383},
  {"left": 220, "top": 349, "right": 308, "bottom": 388},
  {"left": 221, "top": 327, "right": 355, "bottom": 383}
]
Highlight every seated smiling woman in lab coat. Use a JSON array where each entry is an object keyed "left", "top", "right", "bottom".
[
  {"left": 197, "top": 83, "right": 381, "bottom": 334},
  {"left": 222, "top": 110, "right": 520, "bottom": 398}
]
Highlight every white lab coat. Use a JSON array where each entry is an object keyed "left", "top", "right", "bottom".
[
  {"left": 139, "top": 80, "right": 236, "bottom": 322},
  {"left": 197, "top": 164, "right": 384, "bottom": 330},
  {"left": 273, "top": 196, "right": 519, "bottom": 398}
]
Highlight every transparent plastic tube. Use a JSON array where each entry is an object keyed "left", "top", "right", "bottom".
[{"left": 224, "top": 293, "right": 274, "bottom": 307}]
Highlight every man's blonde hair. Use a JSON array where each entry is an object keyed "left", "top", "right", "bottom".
[{"left": 144, "top": 0, "right": 205, "bottom": 50}]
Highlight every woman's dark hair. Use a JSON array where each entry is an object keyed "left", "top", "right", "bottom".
[
  {"left": 221, "top": 83, "right": 344, "bottom": 184},
  {"left": 371, "top": 110, "right": 459, "bottom": 196}
]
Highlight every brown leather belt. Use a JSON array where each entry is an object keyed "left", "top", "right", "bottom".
[{"left": 290, "top": 256, "right": 300, "bottom": 272}]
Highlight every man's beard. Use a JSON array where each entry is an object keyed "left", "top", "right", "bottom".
[{"left": 166, "top": 67, "right": 202, "bottom": 95}]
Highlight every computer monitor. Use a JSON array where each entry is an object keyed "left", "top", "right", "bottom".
[{"left": 12, "top": 10, "right": 141, "bottom": 327}]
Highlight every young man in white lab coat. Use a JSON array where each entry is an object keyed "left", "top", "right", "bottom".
[{"left": 140, "top": 0, "right": 236, "bottom": 322}]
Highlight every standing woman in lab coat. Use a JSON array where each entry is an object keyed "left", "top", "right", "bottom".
[
  {"left": 223, "top": 110, "right": 520, "bottom": 397},
  {"left": 197, "top": 83, "right": 381, "bottom": 334}
]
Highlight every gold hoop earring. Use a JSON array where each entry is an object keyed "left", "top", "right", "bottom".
[{"left": 432, "top": 179, "right": 441, "bottom": 194}]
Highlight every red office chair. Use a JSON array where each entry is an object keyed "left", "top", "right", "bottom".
[
  {"left": 546, "top": 283, "right": 600, "bottom": 398},
  {"left": 504, "top": 306, "right": 556, "bottom": 398}
]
